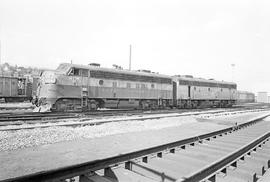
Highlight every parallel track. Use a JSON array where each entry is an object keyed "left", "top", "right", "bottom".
[
  {"left": 0, "top": 103, "right": 269, "bottom": 123},
  {"left": 0, "top": 109, "right": 140, "bottom": 122},
  {"left": 1, "top": 108, "right": 268, "bottom": 131},
  {"left": 4, "top": 114, "right": 270, "bottom": 182}
]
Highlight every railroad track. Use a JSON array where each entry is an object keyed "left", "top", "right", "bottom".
[
  {"left": 0, "top": 106, "right": 34, "bottom": 110},
  {"left": 0, "top": 109, "right": 140, "bottom": 122},
  {"left": 0, "top": 103, "right": 269, "bottom": 121},
  {"left": 0, "top": 103, "right": 269, "bottom": 123},
  {"left": 0, "top": 108, "right": 219, "bottom": 123},
  {"left": 6, "top": 113, "right": 270, "bottom": 182},
  {"left": 0, "top": 108, "right": 268, "bottom": 131}
]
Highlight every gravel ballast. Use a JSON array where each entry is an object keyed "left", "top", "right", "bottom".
[
  {"left": 0, "top": 115, "right": 197, "bottom": 151},
  {"left": 0, "top": 109, "right": 269, "bottom": 152}
]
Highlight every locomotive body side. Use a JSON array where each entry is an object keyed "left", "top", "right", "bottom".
[
  {"left": 35, "top": 63, "right": 173, "bottom": 112},
  {"left": 236, "top": 91, "right": 255, "bottom": 103},
  {"left": 172, "top": 76, "right": 237, "bottom": 108}
]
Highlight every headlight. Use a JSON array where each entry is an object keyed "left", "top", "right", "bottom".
[{"left": 42, "top": 71, "right": 58, "bottom": 84}]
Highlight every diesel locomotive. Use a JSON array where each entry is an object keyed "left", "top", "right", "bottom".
[
  {"left": 236, "top": 91, "right": 255, "bottom": 103},
  {"left": 33, "top": 63, "right": 237, "bottom": 112}
]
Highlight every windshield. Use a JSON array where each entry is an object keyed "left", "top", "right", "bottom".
[{"left": 56, "top": 64, "right": 71, "bottom": 74}]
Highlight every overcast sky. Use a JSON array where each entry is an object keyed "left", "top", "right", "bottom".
[{"left": 0, "top": 0, "right": 270, "bottom": 93}]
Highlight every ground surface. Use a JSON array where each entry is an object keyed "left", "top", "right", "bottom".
[
  {"left": 0, "top": 102, "right": 32, "bottom": 107},
  {"left": 0, "top": 109, "right": 265, "bottom": 151},
  {"left": 0, "top": 111, "right": 269, "bottom": 181},
  {"left": 0, "top": 115, "right": 198, "bottom": 151},
  {"left": 0, "top": 102, "right": 34, "bottom": 113}
]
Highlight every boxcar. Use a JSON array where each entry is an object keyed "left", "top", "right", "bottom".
[{"left": 0, "top": 76, "right": 32, "bottom": 102}]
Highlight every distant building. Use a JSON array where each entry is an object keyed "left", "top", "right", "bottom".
[{"left": 257, "top": 92, "right": 268, "bottom": 103}]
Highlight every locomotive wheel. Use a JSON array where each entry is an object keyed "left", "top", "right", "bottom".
[
  {"left": 140, "top": 101, "right": 149, "bottom": 110},
  {"left": 89, "top": 99, "right": 100, "bottom": 111},
  {"left": 151, "top": 104, "right": 158, "bottom": 110}
]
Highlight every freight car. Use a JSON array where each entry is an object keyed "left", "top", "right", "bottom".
[
  {"left": 0, "top": 76, "right": 32, "bottom": 102},
  {"left": 33, "top": 63, "right": 237, "bottom": 112},
  {"left": 236, "top": 91, "right": 255, "bottom": 103}
]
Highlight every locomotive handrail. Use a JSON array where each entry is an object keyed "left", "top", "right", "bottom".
[{"left": 3, "top": 113, "right": 269, "bottom": 182}]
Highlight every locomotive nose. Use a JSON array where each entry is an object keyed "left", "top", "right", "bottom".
[{"left": 33, "top": 71, "right": 59, "bottom": 112}]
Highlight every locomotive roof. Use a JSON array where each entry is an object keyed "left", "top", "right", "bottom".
[
  {"left": 56, "top": 63, "right": 172, "bottom": 79},
  {"left": 237, "top": 90, "right": 254, "bottom": 94},
  {"left": 56, "top": 63, "right": 236, "bottom": 86},
  {"left": 173, "top": 75, "right": 236, "bottom": 86}
]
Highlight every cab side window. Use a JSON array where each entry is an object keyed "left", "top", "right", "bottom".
[
  {"left": 68, "top": 68, "right": 74, "bottom": 76},
  {"left": 69, "top": 68, "right": 88, "bottom": 77},
  {"left": 68, "top": 68, "right": 79, "bottom": 76},
  {"left": 74, "top": 68, "right": 80, "bottom": 76}
]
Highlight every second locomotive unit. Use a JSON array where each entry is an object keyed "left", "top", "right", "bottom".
[
  {"left": 173, "top": 75, "right": 237, "bottom": 108},
  {"left": 34, "top": 63, "right": 237, "bottom": 112}
]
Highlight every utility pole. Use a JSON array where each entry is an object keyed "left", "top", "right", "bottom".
[
  {"left": 129, "top": 44, "right": 132, "bottom": 70},
  {"left": 0, "top": 40, "right": 2, "bottom": 75},
  {"left": 0, "top": 40, "right": 1, "bottom": 66},
  {"left": 231, "top": 63, "right": 235, "bottom": 82}
]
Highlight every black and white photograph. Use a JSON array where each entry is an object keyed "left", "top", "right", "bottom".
[{"left": 0, "top": 0, "right": 270, "bottom": 181}]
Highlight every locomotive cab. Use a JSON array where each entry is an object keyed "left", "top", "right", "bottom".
[{"left": 34, "top": 64, "right": 92, "bottom": 112}]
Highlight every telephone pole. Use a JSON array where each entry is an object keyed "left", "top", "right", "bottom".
[
  {"left": 0, "top": 40, "right": 1, "bottom": 66},
  {"left": 129, "top": 44, "right": 132, "bottom": 70},
  {"left": 0, "top": 40, "right": 2, "bottom": 75},
  {"left": 231, "top": 63, "right": 235, "bottom": 82}
]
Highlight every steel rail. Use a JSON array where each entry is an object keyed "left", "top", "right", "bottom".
[
  {"left": 0, "top": 103, "right": 268, "bottom": 116},
  {"left": 3, "top": 113, "right": 269, "bottom": 182},
  {"left": 0, "top": 109, "right": 138, "bottom": 122},
  {"left": 178, "top": 132, "right": 270, "bottom": 182},
  {"left": 1, "top": 109, "right": 267, "bottom": 131},
  {"left": 0, "top": 107, "right": 267, "bottom": 123},
  {"left": 0, "top": 108, "right": 204, "bottom": 120},
  {"left": 0, "top": 108, "right": 133, "bottom": 117},
  {"left": 0, "top": 105, "right": 263, "bottom": 119}
]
